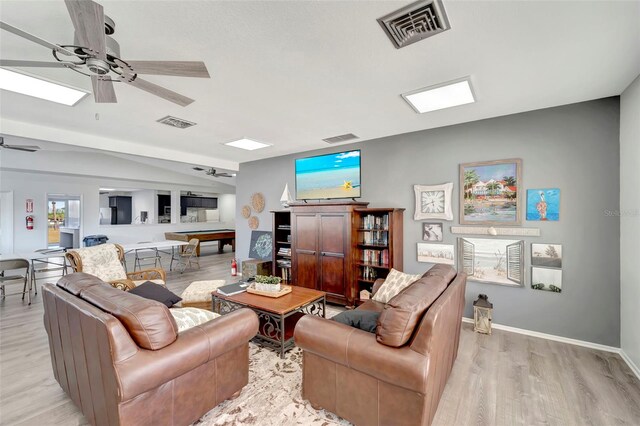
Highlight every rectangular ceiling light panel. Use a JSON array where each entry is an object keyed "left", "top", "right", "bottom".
[
  {"left": 224, "top": 138, "right": 271, "bottom": 151},
  {"left": 402, "top": 78, "right": 475, "bottom": 113},
  {"left": 0, "top": 68, "right": 88, "bottom": 106}
]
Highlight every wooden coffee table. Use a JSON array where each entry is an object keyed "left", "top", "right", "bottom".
[{"left": 212, "top": 285, "right": 326, "bottom": 358}]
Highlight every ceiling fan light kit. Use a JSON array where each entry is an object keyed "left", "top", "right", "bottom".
[{"left": 0, "top": 0, "right": 210, "bottom": 106}]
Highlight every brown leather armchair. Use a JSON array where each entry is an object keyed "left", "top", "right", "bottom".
[
  {"left": 43, "top": 273, "right": 259, "bottom": 426},
  {"left": 295, "top": 265, "right": 466, "bottom": 426},
  {"left": 66, "top": 243, "right": 166, "bottom": 291}
]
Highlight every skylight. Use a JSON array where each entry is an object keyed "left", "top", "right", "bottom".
[
  {"left": 0, "top": 68, "right": 88, "bottom": 106},
  {"left": 402, "top": 78, "right": 475, "bottom": 113},
  {"left": 224, "top": 138, "right": 271, "bottom": 151}
]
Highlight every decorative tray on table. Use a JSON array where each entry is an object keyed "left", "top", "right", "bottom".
[{"left": 246, "top": 284, "right": 292, "bottom": 298}]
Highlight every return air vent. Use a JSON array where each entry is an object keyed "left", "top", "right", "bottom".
[
  {"left": 322, "top": 133, "right": 359, "bottom": 144},
  {"left": 378, "top": 0, "right": 451, "bottom": 49},
  {"left": 156, "top": 115, "right": 197, "bottom": 129}
]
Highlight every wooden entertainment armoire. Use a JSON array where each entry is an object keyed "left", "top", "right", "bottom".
[{"left": 283, "top": 201, "right": 404, "bottom": 307}]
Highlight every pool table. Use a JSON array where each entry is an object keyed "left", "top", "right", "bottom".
[{"left": 165, "top": 229, "right": 235, "bottom": 256}]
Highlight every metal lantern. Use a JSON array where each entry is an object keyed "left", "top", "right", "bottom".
[{"left": 473, "top": 294, "right": 493, "bottom": 335}]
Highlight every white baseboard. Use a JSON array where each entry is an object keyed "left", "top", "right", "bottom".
[
  {"left": 461, "top": 317, "right": 619, "bottom": 352},
  {"left": 619, "top": 350, "right": 640, "bottom": 381}
]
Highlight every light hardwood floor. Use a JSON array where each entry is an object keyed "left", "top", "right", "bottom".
[{"left": 1, "top": 248, "right": 639, "bottom": 426}]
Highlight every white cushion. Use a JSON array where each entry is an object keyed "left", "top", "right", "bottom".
[
  {"left": 73, "top": 244, "right": 127, "bottom": 282},
  {"left": 181, "top": 280, "right": 226, "bottom": 303},
  {"left": 132, "top": 279, "right": 166, "bottom": 287},
  {"left": 372, "top": 269, "right": 422, "bottom": 304},
  {"left": 169, "top": 307, "right": 219, "bottom": 332}
]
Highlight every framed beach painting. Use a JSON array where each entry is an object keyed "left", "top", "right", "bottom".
[
  {"left": 459, "top": 159, "right": 522, "bottom": 225},
  {"left": 457, "top": 237, "right": 524, "bottom": 287},
  {"left": 417, "top": 243, "right": 455, "bottom": 265},
  {"left": 527, "top": 188, "right": 560, "bottom": 221},
  {"left": 531, "top": 243, "right": 562, "bottom": 268},
  {"left": 531, "top": 267, "right": 562, "bottom": 293}
]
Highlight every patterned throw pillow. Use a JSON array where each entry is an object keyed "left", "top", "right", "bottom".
[
  {"left": 170, "top": 308, "right": 219, "bottom": 333},
  {"left": 372, "top": 269, "right": 422, "bottom": 304}
]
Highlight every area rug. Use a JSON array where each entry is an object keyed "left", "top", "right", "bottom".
[{"left": 196, "top": 307, "right": 351, "bottom": 425}]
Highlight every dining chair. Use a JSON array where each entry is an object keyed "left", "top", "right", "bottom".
[
  {"left": 171, "top": 238, "right": 200, "bottom": 273},
  {"left": 0, "top": 259, "right": 31, "bottom": 305},
  {"left": 134, "top": 242, "right": 163, "bottom": 272}
]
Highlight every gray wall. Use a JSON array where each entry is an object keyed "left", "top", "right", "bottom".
[
  {"left": 236, "top": 98, "right": 621, "bottom": 346},
  {"left": 620, "top": 75, "right": 640, "bottom": 367}
]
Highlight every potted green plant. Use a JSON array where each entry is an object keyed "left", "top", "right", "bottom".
[{"left": 254, "top": 275, "right": 282, "bottom": 292}]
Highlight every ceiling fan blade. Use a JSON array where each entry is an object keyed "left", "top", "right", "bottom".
[
  {"left": 64, "top": 0, "right": 106, "bottom": 60},
  {"left": 5, "top": 145, "right": 39, "bottom": 152},
  {"left": 124, "top": 61, "right": 210, "bottom": 78},
  {"left": 91, "top": 76, "right": 117, "bottom": 103},
  {"left": 0, "top": 21, "right": 76, "bottom": 56},
  {"left": 122, "top": 76, "right": 194, "bottom": 107},
  {"left": 0, "top": 59, "right": 71, "bottom": 68}
]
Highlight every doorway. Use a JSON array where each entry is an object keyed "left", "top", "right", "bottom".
[{"left": 47, "top": 195, "right": 81, "bottom": 248}]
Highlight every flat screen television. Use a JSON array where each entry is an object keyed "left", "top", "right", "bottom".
[{"left": 295, "top": 149, "right": 361, "bottom": 200}]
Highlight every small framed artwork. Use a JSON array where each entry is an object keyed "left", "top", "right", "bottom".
[
  {"left": 422, "top": 222, "right": 443, "bottom": 241},
  {"left": 531, "top": 267, "right": 562, "bottom": 292},
  {"left": 417, "top": 243, "right": 455, "bottom": 265},
  {"left": 413, "top": 183, "right": 453, "bottom": 221},
  {"left": 457, "top": 237, "right": 524, "bottom": 287},
  {"left": 459, "top": 158, "right": 522, "bottom": 225},
  {"left": 527, "top": 188, "right": 560, "bottom": 221},
  {"left": 531, "top": 243, "right": 562, "bottom": 268}
]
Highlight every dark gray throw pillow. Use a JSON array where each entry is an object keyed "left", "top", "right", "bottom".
[
  {"left": 128, "top": 281, "right": 182, "bottom": 308},
  {"left": 332, "top": 310, "right": 380, "bottom": 333}
]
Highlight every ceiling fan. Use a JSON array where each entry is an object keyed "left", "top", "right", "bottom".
[
  {"left": 192, "top": 166, "right": 234, "bottom": 178},
  {"left": 205, "top": 168, "right": 234, "bottom": 178},
  {"left": 0, "top": 0, "right": 210, "bottom": 106},
  {"left": 0, "top": 137, "right": 40, "bottom": 152}
]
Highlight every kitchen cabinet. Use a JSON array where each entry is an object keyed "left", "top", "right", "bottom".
[{"left": 108, "top": 196, "right": 132, "bottom": 225}]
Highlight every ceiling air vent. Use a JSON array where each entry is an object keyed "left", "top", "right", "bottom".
[
  {"left": 322, "top": 133, "right": 359, "bottom": 144},
  {"left": 377, "top": 0, "right": 451, "bottom": 49},
  {"left": 157, "top": 115, "right": 197, "bottom": 129}
]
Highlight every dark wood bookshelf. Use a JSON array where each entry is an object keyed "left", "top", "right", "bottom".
[
  {"left": 353, "top": 208, "right": 404, "bottom": 303},
  {"left": 272, "top": 210, "right": 292, "bottom": 284}
]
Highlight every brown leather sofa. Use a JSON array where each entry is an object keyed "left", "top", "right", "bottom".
[
  {"left": 294, "top": 265, "right": 466, "bottom": 426},
  {"left": 42, "top": 273, "right": 259, "bottom": 426}
]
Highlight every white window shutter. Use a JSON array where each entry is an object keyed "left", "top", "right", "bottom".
[
  {"left": 506, "top": 241, "right": 523, "bottom": 284},
  {"left": 461, "top": 238, "right": 475, "bottom": 276}
]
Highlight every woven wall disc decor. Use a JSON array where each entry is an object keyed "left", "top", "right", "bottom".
[
  {"left": 248, "top": 216, "right": 259, "bottom": 230},
  {"left": 241, "top": 205, "right": 251, "bottom": 219},
  {"left": 251, "top": 192, "right": 265, "bottom": 213}
]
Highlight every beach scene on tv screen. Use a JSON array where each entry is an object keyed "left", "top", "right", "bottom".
[{"left": 296, "top": 150, "right": 361, "bottom": 200}]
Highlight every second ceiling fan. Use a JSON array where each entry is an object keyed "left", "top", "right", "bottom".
[{"left": 0, "top": 0, "right": 210, "bottom": 106}]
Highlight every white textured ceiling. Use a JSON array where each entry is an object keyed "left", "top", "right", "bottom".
[{"left": 1, "top": 0, "right": 639, "bottom": 171}]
